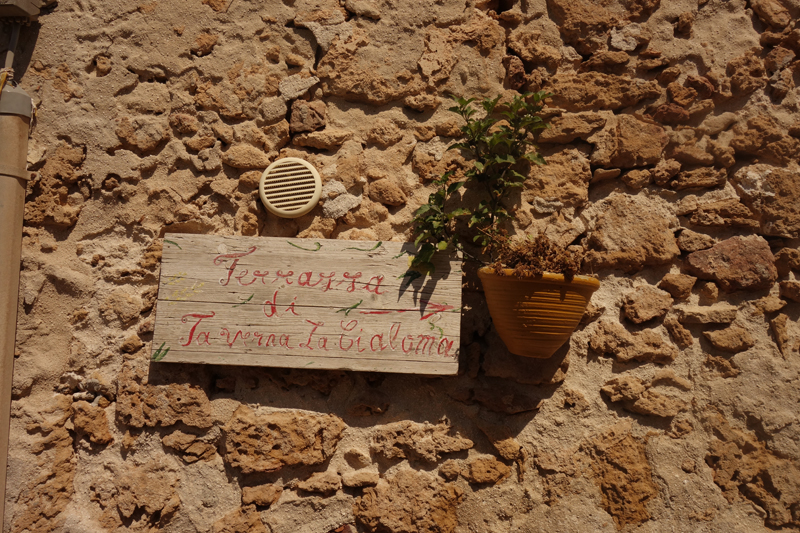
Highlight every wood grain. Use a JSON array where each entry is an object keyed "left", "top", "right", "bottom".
[{"left": 152, "top": 234, "right": 462, "bottom": 375}]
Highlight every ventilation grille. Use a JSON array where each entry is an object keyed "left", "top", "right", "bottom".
[{"left": 259, "top": 157, "right": 322, "bottom": 218}]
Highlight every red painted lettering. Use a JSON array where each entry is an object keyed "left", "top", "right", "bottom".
[
  {"left": 219, "top": 328, "right": 250, "bottom": 348},
  {"left": 339, "top": 320, "right": 357, "bottom": 351},
  {"left": 299, "top": 320, "right": 324, "bottom": 350},
  {"left": 415, "top": 335, "right": 437, "bottom": 356},
  {"left": 438, "top": 338, "right": 455, "bottom": 358},
  {"left": 279, "top": 334, "right": 293, "bottom": 349},
  {"left": 370, "top": 333, "right": 389, "bottom": 352},
  {"left": 214, "top": 247, "right": 256, "bottom": 286},
  {"left": 284, "top": 297, "right": 299, "bottom": 316},
  {"left": 339, "top": 333, "right": 353, "bottom": 352},
  {"left": 341, "top": 272, "right": 363, "bottom": 292},
  {"left": 297, "top": 271, "right": 320, "bottom": 287},
  {"left": 363, "top": 275, "right": 385, "bottom": 295},
  {"left": 232, "top": 330, "right": 250, "bottom": 347},
  {"left": 274, "top": 270, "right": 294, "bottom": 284},
  {"left": 389, "top": 323, "right": 401, "bottom": 350},
  {"left": 180, "top": 312, "right": 216, "bottom": 346},
  {"left": 318, "top": 272, "right": 336, "bottom": 292},
  {"left": 219, "top": 328, "right": 230, "bottom": 346},
  {"left": 263, "top": 290, "right": 279, "bottom": 318},
  {"left": 401, "top": 335, "right": 415, "bottom": 353},
  {"left": 235, "top": 269, "right": 257, "bottom": 286}
]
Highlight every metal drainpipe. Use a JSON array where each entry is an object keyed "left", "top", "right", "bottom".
[{"left": 0, "top": 27, "right": 33, "bottom": 527}]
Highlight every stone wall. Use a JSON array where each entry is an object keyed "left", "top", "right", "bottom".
[{"left": 3, "top": 0, "right": 800, "bottom": 531}]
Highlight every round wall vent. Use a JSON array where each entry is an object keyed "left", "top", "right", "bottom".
[{"left": 258, "top": 157, "right": 322, "bottom": 218}]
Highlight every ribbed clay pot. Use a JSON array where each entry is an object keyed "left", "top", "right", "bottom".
[{"left": 477, "top": 267, "right": 600, "bottom": 359}]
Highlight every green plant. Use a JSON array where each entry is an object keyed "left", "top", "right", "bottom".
[{"left": 411, "top": 91, "right": 560, "bottom": 272}]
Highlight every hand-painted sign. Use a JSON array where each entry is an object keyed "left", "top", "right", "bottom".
[{"left": 152, "top": 234, "right": 462, "bottom": 375}]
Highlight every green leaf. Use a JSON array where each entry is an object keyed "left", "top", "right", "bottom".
[
  {"left": 482, "top": 95, "right": 501, "bottom": 115},
  {"left": 446, "top": 181, "right": 465, "bottom": 194},
  {"left": 500, "top": 109, "right": 516, "bottom": 120},
  {"left": 414, "top": 204, "right": 431, "bottom": 216},
  {"left": 417, "top": 243, "right": 436, "bottom": 264},
  {"left": 400, "top": 268, "right": 426, "bottom": 286},
  {"left": 527, "top": 153, "right": 546, "bottom": 165}
]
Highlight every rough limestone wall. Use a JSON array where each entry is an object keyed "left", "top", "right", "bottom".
[{"left": 3, "top": 0, "right": 800, "bottom": 531}]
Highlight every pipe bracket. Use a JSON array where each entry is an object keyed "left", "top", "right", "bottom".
[
  {"left": 0, "top": 163, "right": 29, "bottom": 180},
  {"left": 0, "top": 83, "right": 32, "bottom": 117}
]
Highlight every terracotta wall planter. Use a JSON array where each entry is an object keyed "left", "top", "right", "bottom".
[{"left": 477, "top": 267, "right": 600, "bottom": 359}]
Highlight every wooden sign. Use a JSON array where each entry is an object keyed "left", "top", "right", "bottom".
[{"left": 151, "top": 234, "right": 462, "bottom": 375}]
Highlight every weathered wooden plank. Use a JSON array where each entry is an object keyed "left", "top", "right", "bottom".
[
  {"left": 156, "top": 270, "right": 462, "bottom": 310},
  {"left": 159, "top": 236, "right": 459, "bottom": 291},
  {"left": 160, "top": 234, "right": 457, "bottom": 271},
  {"left": 154, "top": 301, "right": 460, "bottom": 359},
  {"left": 150, "top": 350, "right": 457, "bottom": 375},
  {"left": 152, "top": 234, "right": 462, "bottom": 374}
]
